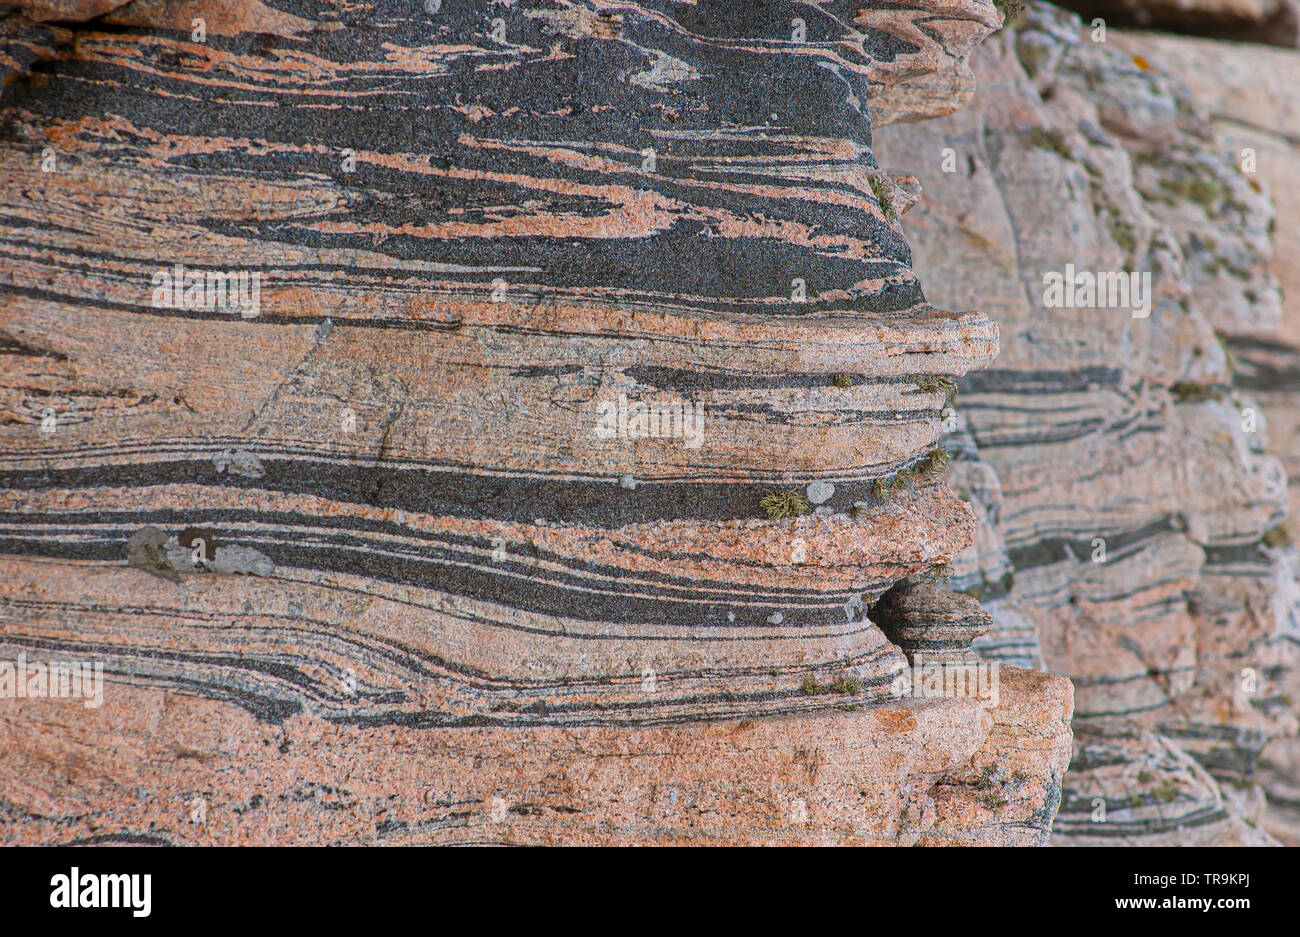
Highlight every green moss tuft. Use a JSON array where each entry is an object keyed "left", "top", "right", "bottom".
[
  {"left": 915, "top": 375, "right": 957, "bottom": 395},
  {"left": 1028, "top": 127, "right": 1070, "bottom": 159},
  {"left": 888, "top": 448, "right": 952, "bottom": 493},
  {"left": 1110, "top": 216, "right": 1137, "bottom": 259},
  {"left": 1159, "top": 175, "right": 1224, "bottom": 210},
  {"left": 827, "top": 674, "right": 864, "bottom": 696},
  {"left": 761, "top": 488, "right": 811, "bottom": 519},
  {"left": 800, "top": 673, "right": 864, "bottom": 696},
  {"left": 1153, "top": 780, "right": 1180, "bottom": 803},
  {"left": 1263, "top": 524, "right": 1291, "bottom": 548},
  {"left": 926, "top": 562, "right": 953, "bottom": 583},
  {"left": 1170, "top": 381, "right": 1221, "bottom": 403},
  {"left": 868, "top": 176, "right": 897, "bottom": 221},
  {"left": 914, "top": 447, "right": 951, "bottom": 478}
]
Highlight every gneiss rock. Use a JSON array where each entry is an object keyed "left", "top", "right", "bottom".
[
  {"left": 870, "top": 582, "right": 993, "bottom": 663},
  {"left": 0, "top": 0, "right": 999, "bottom": 719},
  {"left": 0, "top": 646, "right": 1072, "bottom": 846},
  {"left": 1052, "top": 725, "right": 1276, "bottom": 846},
  {"left": 874, "top": 2, "right": 1297, "bottom": 845},
  {"left": 1112, "top": 28, "right": 1300, "bottom": 847},
  {"left": 0, "top": 0, "right": 1077, "bottom": 845}
]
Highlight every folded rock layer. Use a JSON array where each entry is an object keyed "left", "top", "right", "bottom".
[
  {"left": 0, "top": 0, "right": 1007, "bottom": 725},
  {"left": 0, "top": 0, "right": 1079, "bottom": 845}
]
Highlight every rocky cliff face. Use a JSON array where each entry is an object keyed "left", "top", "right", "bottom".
[
  {"left": 1106, "top": 24, "right": 1300, "bottom": 847},
  {"left": 6, "top": 0, "right": 1292, "bottom": 849},
  {"left": 0, "top": 0, "right": 1080, "bottom": 845},
  {"left": 874, "top": 2, "right": 1300, "bottom": 844}
]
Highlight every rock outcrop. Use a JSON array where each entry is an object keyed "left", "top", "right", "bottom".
[
  {"left": 1105, "top": 27, "right": 1300, "bottom": 846},
  {"left": 872, "top": 581, "right": 993, "bottom": 663},
  {"left": 874, "top": 2, "right": 1299, "bottom": 844},
  {"left": 0, "top": 0, "right": 1077, "bottom": 844},
  {"left": 1055, "top": 0, "right": 1300, "bottom": 47}
]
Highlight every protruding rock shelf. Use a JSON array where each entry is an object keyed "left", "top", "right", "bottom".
[
  {"left": 0, "top": 0, "right": 1077, "bottom": 845},
  {"left": 872, "top": 582, "right": 993, "bottom": 663}
]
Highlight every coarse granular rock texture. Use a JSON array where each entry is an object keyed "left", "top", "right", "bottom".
[
  {"left": 0, "top": 0, "right": 1002, "bottom": 716},
  {"left": 871, "top": 580, "right": 993, "bottom": 663},
  {"left": 0, "top": 646, "right": 1071, "bottom": 846},
  {"left": 874, "top": 2, "right": 1299, "bottom": 845},
  {"left": 0, "top": 1, "right": 1080, "bottom": 844}
]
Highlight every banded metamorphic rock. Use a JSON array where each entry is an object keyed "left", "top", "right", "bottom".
[
  {"left": 874, "top": 1, "right": 1299, "bottom": 844},
  {"left": 0, "top": 1, "right": 1074, "bottom": 843},
  {"left": 1103, "top": 23, "right": 1300, "bottom": 846}
]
